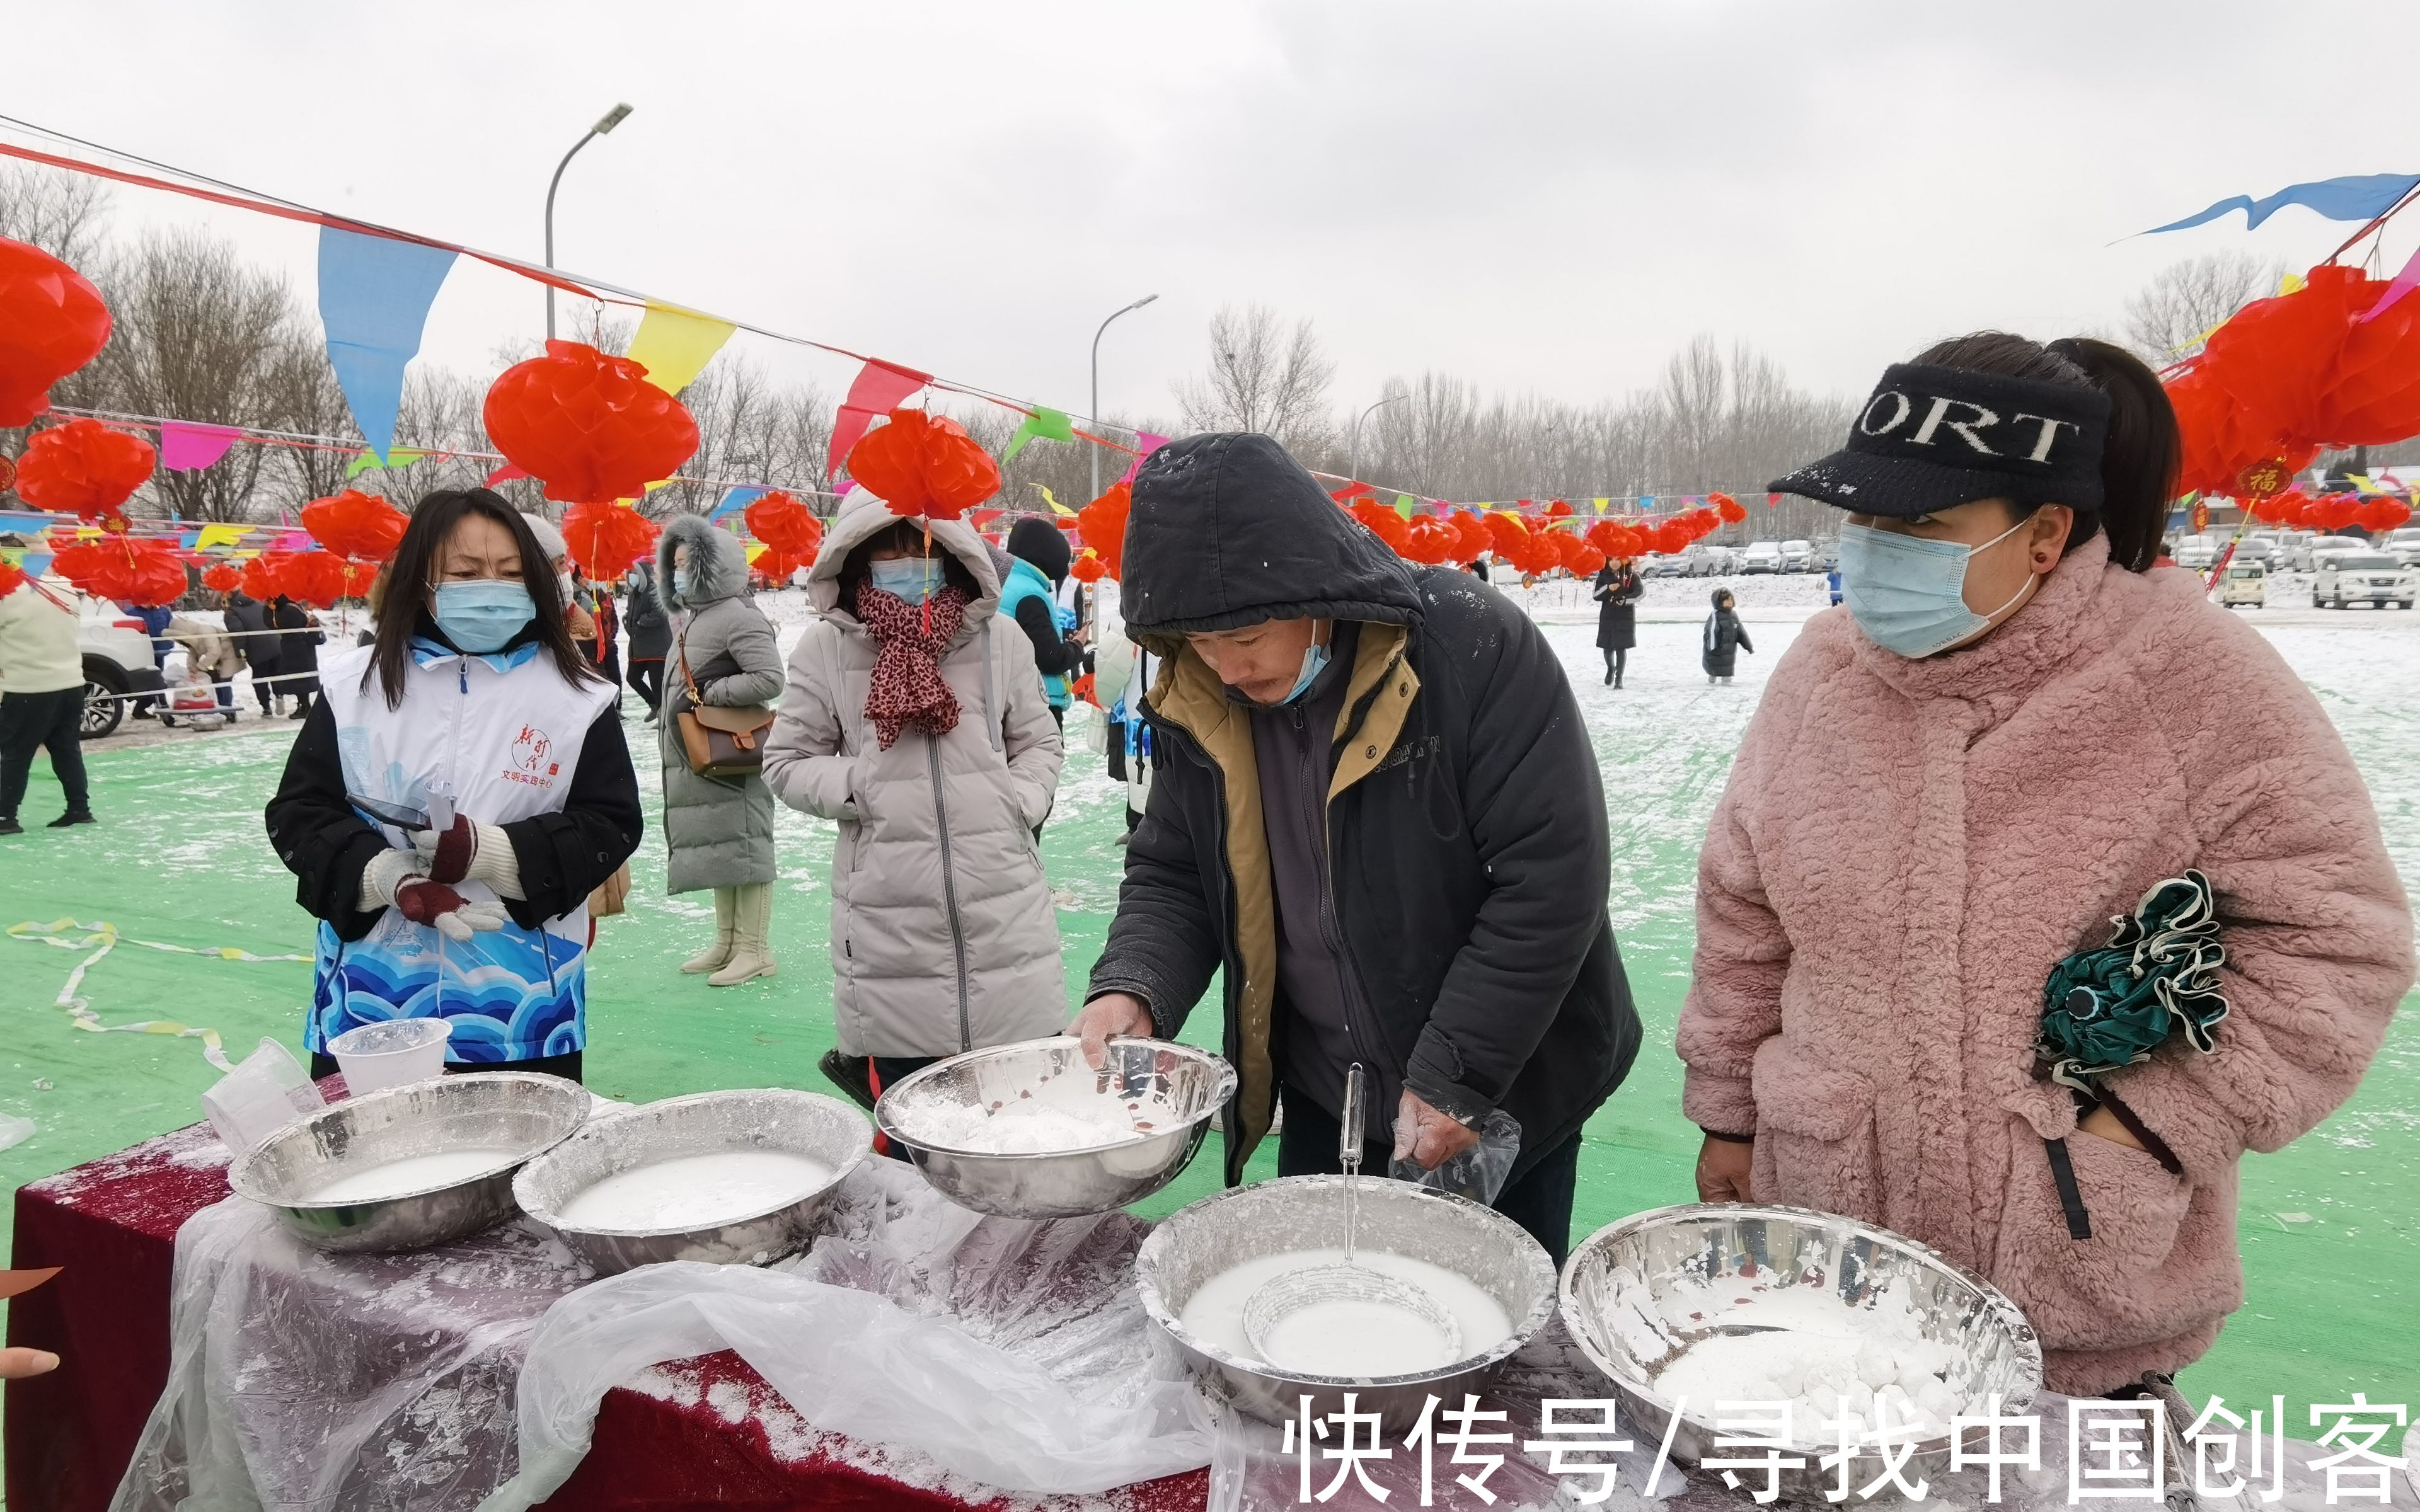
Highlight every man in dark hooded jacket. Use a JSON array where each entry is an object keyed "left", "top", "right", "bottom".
[{"left": 1070, "top": 433, "right": 1639, "bottom": 1260}]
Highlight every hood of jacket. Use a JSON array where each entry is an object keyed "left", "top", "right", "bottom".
[
  {"left": 805, "top": 489, "right": 1003, "bottom": 633},
  {"left": 657, "top": 513, "right": 752, "bottom": 612},
  {"left": 1006, "top": 515, "right": 1071, "bottom": 581},
  {"left": 1119, "top": 432, "right": 1424, "bottom": 646}
]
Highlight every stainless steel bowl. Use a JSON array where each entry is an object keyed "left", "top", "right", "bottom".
[
  {"left": 1136, "top": 1174, "right": 1558, "bottom": 1429},
  {"left": 875, "top": 1036, "right": 1235, "bottom": 1219},
  {"left": 1560, "top": 1203, "right": 2043, "bottom": 1498},
  {"left": 227, "top": 1072, "right": 591, "bottom": 1254},
  {"left": 514, "top": 1087, "right": 872, "bottom": 1275}
]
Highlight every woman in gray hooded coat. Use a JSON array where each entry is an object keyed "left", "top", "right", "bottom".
[
  {"left": 657, "top": 513, "right": 785, "bottom": 985},
  {"left": 761, "top": 490, "right": 1064, "bottom": 1104}
]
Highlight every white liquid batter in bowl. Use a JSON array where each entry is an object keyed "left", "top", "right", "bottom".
[
  {"left": 553, "top": 1150, "right": 834, "bottom": 1231},
  {"left": 1180, "top": 1247, "right": 1512, "bottom": 1377},
  {"left": 306, "top": 1147, "right": 524, "bottom": 1204}
]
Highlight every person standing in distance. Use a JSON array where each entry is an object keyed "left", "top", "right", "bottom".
[{"left": 1068, "top": 433, "right": 1640, "bottom": 1263}]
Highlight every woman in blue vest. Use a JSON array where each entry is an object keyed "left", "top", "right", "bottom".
[
  {"left": 265, "top": 489, "right": 643, "bottom": 1083},
  {"left": 998, "top": 517, "right": 1084, "bottom": 728}
]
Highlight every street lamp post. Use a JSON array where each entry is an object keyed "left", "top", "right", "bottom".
[
  {"left": 1090, "top": 294, "right": 1160, "bottom": 498},
  {"left": 1349, "top": 393, "right": 1410, "bottom": 480},
  {"left": 544, "top": 103, "right": 635, "bottom": 340}
]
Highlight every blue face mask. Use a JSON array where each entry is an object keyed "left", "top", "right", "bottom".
[
  {"left": 1279, "top": 637, "right": 1331, "bottom": 704},
  {"left": 432, "top": 580, "right": 535, "bottom": 654},
  {"left": 1837, "top": 517, "right": 2036, "bottom": 658},
  {"left": 868, "top": 556, "right": 945, "bottom": 605}
]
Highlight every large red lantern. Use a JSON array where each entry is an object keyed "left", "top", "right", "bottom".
[
  {"left": 1347, "top": 500, "right": 1409, "bottom": 555},
  {"left": 0, "top": 238, "right": 112, "bottom": 428},
  {"left": 1069, "top": 550, "right": 1107, "bottom": 584},
  {"left": 53, "top": 537, "right": 186, "bottom": 607},
  {"left": 14, "top": 418, "right": 156, "bottom": 521},
  {"left": 245, "top": 552, "right": 296, "bottom": 601},
  {"left": 560, "top": 500, "right": 662, "bottom": 580},
  {"left": 1075, "top": 481, "right": 1132, "bottom": 580},
  {"left": 1447, "top": 512, "right": 1492, "bottom": 561},
  {"left": 846, "top": 410, "right": 1000, "bottom": 522},
  {"left": 201, "top": 561, "right": 243, "bottom": 594},
  {"left": 279, "top": 550, "right": 350, "bottom": 609},
  {"left": 1712, "top": 492, "right": 1748, "bottom": 524},
  {"left": 482, "top": 340, "right": 700, "bottom": 504},
  {"left": 0, "top": 561, "right": 25, "bottom": 599},
  {"left": 301, "top": 488, "right": 408, "bottom": 563},
  {"left": 744, "top": 490, "right": 824, "bottom": 561}
]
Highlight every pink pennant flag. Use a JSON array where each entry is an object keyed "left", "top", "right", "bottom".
[
  {"left": 2361, "top": 241, "right": 2420, "bottom": 323},
  {"left": 485, "top": 462, "right": 529, "bottom": 486},
  {"left": 159, "top": 422, "right": 243, "bottom": 472},
  {"left": 274, "top": 530, "right": 311, "bottom": 551},
  {"left": 1116, "top": 430, "right": 1172, "bottom": 486},
  {"left": 826, "top": 360, "right": 932, "bottom": 479}
]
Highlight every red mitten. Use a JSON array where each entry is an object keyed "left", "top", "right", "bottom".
[
  {"left": 395, "top": 878, "right": 466, "bottom": 925},
  {"left": 427, "top": 816, "right": 476, "bottom": 884}
]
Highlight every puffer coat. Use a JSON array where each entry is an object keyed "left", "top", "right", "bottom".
[
  {"left": 1678, "top": 534, "right": 2411, "bottom": 1394},
  {"left": 656, "top": 514, "right": 784, "bottom": 893},
  {"left": 761, "top": 492, "right": 1066, "bottom": 1058},
  {"left": 1701, "top": 591, "right": 1751, "bottom": 677}
]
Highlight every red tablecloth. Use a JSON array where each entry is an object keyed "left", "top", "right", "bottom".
[{"left": 6, "top": 1113, "right": 1210, "bottom": 1512}]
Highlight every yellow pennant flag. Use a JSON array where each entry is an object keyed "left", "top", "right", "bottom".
[
  {"left": 625, "top": 302, "right": 737, "bottom": 398},
  {"left": 2279, "top": 271, "right": 2307, "bottom": 297},
  {"left": 1035, "top": 484, "right": 1076, "bottom": 517},
  {"left": 744, "top": 542, "right": 769, "bottom": 564},
  {"left": 1591, "top": 498, "right": 1610, "bottom": 512},
  {"left": 195, "top": 524, "right": 248, "bottom": 549}
]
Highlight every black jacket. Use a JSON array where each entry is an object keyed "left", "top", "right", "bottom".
[
  {"left": 224, "top": 597, "right": 279, "bottom": 669},
  {"left": 1702, "top": 593, "right": 1753, "bottom": 677},
  {"left": 264, "top": 623, "right": 643, "bottom": 942},
  {"left": 1089, "top": 433, "right": 1640, "bottom": 1184},
  {"left": 272, "top": 600, "right": 322, "bottom": 678},
  {"left": 1594, "top": 566, "right": 1642, "bottom": 651},
  {"left": 625, "top": 564, "right": 671, "bottom": 662}
]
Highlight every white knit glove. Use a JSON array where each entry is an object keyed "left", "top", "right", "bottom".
[
  {"left": 359, "top": 849, "right": 427, "bottom": 913},
  {"left": 412, "top": 817, "right": 524, "bottom": 900},
  {"left": 393, "top": 879, "right": 510, "bottom": 943}
]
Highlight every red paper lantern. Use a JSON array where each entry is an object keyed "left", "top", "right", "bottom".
[
  {"left": 1448, "top": 512, "right": 1493, "bottom": 561},
  {"left": 54, "top": 536, "right": 186, "bottom": 607},
  {"left": 1069, "top": 550, "right": 1107, "bottom": 583},
  {"left": 0, "top": 238, "right": 112, "bottom": 428},
  {"left": 245, "top": 551, "right": 297, "bottom": 601},
  {"left": 560, "top": 500, "right": 662, "bottom": 580},
  {"left": 1347, "top": 500, "right": 1410, "bottom": 555},
  {"left": 1712, "top": 493, "right": 1748, "bottom": 524},
  {"left": 744, "top": 490, "right": 824, "bottom": 560},
  {"left": 201, "top": 561, "right": 243, "bottom": 593},
  {"left": 279, "top": 550, "right": 350, "bottom": 609},
  {"left": 1075, "top": 481, "right": 1132, "bottom": 580},
  {"left": 301, "top": 488, "right": 408, "bottom": 563},
  {"left": 1545, "top": 499, "right": 1574, "bottom": 518},
  {"left": 2312, "top": 493, "right": 2363, "bottom": 532},
  {"left": 14, "top": 418, "right": 156, "bottom": 521},
  {"left": 1572, "top": 543, "right": 1607, "bottom": 576},
  {"left": 1484, "top": 512, "right": 1531, "bottom": 561},
  {"left": 482, "top": 340, "right": 701, "bottom": 504},
  {"left": 845, "top": 410, "right": 1000, "bottom": 522},
  {"left": 340, "top": 559, "right": 381, "bottom": 598},
  {"left": 0, "top": 561, "right": 24, "bottom": 599}
]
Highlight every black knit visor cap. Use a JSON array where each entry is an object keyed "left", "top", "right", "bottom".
[{"left": 1769, "top": 362, "right": 2112, "bottom": 519}]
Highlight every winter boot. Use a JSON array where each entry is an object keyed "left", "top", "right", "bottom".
[
  {"left": 709, "top": 883, "right": 777, "bottom": 987},
  {"left": 680, "top": 886, "right": 738, "bottom": 973}
]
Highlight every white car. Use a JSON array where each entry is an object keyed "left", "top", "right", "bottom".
[
  {"left": 1780, "top": 539, "right": 1815, "bottom": 572},
  {"left": 2216, "top": 563, "right": 2266, "bottom": 609},
  {"left": 1740, "top": 541, "right": 1783, "bottom": 574},
  {"left": 2172, "top": 533, "right": 2222, "bottom": 570},
  {"left": 71, "top": 592, "right": 169, "bottom": 739},
  {"left": 2382, "top": 527, "right": 2420, "bottom": 568},
  {"left": 2311, "top": 554, "right": 2417, "bottom": 610},
  {"left": 2293, "top": 535, "right": 2375, "bottom": 571}
]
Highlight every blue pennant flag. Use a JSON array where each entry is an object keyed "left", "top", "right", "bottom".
[
  {"left": 318, "top": 227, "right": 457, "bottom": 465},
  {"left": 710, "top": 486, "right": 768, "bottom": 522},
  {"left": 2146, "top": 173, "right": 2420, "bottom": 234}
]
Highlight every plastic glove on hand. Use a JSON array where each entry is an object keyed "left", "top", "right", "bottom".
[
  {"left": 1392, "top": 1089, "right": 1481, "bottom": 1171},
  {"left": 393, "top": 879, "right": 509, "bottom": 943}
]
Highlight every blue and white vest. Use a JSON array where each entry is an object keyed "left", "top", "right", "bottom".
[
  {"left": 996, "top": 557, "right": 1076, "bottom": 707},
  {"left": 307, "top": 638, "right": 618, "bottom": 1063}
]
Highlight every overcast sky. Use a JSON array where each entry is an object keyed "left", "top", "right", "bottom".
[{"left": 5, "top": 0, "right": 2414, "bottom": 440}]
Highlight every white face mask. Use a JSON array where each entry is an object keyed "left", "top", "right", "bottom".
[
  {"left": 1838, "top": 516, "right": 2037, "bottom": 658},
  {"left": 556, "top": 570, "right": 577, "bottom": 604}
]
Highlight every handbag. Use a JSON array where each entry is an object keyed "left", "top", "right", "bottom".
[
  {"left": 587, "top": 861, "right": 632, "bottom": 919},
  {"left": 677, "top": 627, "right": 777, "bottom": 778}
]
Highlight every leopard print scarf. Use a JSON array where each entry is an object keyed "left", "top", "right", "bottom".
[{"left": 855, "top": 578, "right": 970, "bottom": 748}]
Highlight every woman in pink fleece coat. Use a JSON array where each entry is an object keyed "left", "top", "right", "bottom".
[{"left": 1679, "top": 332, "right": 2412, "bottom": 1395}]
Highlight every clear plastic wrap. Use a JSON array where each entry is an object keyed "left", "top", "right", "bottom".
[{"left": 1391, "top": 1108, "right": 1522, "bottom": 1205}]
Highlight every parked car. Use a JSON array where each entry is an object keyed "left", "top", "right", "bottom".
[
  {"left": 1740, "top": 541, "right": 1784, "bottom": 575},
  {"left": 69, "top": 590, "right": 168, "bottom": 739},
  {"left": 2217, "top": 562, "right": 2266, "bottom": 609},
  {"left": 1780, "top": 539, "right": 1815, "bottom": 572},
  {"left": 2293, "top": 535, "right": 2374, "bottom": 571},
  {"left": 1814, "top": 539, "right": 1840, "bottom": 571},
  {"left": 1698, "top": 544, "right": 1742, "bottom": 575},
  {"left": 2173, "top": 533, "right": 2222, "bottom": 570},
  {"left": 2229, "top": 539, "right": 2277, "bottom": 570},
  {"left": 2381, "top": 527, "right": 2420, "bottom": 569},
  {"left": 1639, "top": 551, "right": 1690, "bottom": 578},
  {"left": 2312, "top": 554, "right": 2417, "bottom": 609}
]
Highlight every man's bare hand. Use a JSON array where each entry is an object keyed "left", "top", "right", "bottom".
[
  {"left": 1069, "top": 992, "right": 1152, "bottom": 1068},
  {"left": 1392, "top": 1089, "right": 1482, "bottom": 1171},
  {"left": 0, "top": 1347, "right": 59, "bottom": 1380},
  {"left": 1694, "top": 1133, "right": 1754, "bottom": 1203}
]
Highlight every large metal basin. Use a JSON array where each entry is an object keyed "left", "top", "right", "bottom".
[
  {"left": 876, "top": 1037, "right": 1233, "bottom": 1218},
  {"left": 1560, "top": 1202, "right": 2043, "bottom": 1499},
  {"left": 1136, "top": 1174, "right": 1557, "bottom": 1429},
  {"left": 514, "top": 1088, "right": 871, "bottom": 1274},
  {"left": 226, "top": 1071, "right": 591, "bottom": 1254}
]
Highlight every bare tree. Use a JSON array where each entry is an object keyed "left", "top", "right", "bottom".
[
  {"left": 0, "top": 163, "right": 110, "bottom": 268},
  {"left": 2124, "top": 251, "right": 2283, "bottom": 364},
  {"left": 1175, "top": 304, "right": 1337, "bottom": 450}
]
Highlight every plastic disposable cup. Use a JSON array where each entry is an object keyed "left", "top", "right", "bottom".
[
  {"left": 328, "top": 1019, "right": 453, "bottom": 1096},
  {"left": 201, "top": 1038, "right": 327, "bottom": 1156}
]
